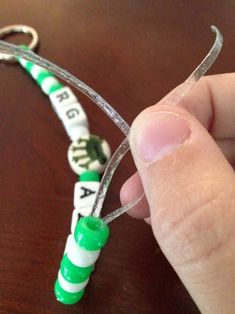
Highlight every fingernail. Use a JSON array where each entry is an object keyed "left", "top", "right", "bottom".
[{"left": 131, "top": 112, "right": 191, "bottom": 164}]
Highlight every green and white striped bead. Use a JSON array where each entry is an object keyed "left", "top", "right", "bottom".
[
  {"left": 58, "top": 270, "right": 89, "bottom": 293},
  {"left": 54, "top": 216, "right": 109, "bottom": 304},
  {"left": 54, "top": 279, "right": 85, "bottom": 305},
  {"left": 30, "top": 64, "right": 48, "bottom": 80},
  {"left": 65, "top": 234, "right": 100, "bottom": 267},
  {"left": 40, "top": 76, "right": 62, "bottom": 95},
  {"left": 18, "top": 51, "right": 63, "bottom": 95},
  {"left": 60, "top": 253, "right": 93, "bottom": 283}
]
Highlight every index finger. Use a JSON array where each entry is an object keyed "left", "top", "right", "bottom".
[{"left": 178, "top": 73, "right": 235, "bottom": 139}]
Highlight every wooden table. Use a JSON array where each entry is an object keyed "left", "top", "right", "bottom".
[{"left": 0, "top": 1, "right": 234, "bottom": 313}]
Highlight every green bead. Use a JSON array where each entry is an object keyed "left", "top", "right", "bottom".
[
  {"left": 60, "top": 254, "right": 92, "bottom": 284},
  {"left": 79, "top": 170, "right": 100, "bottom": 182},
  {"left": 54, "top": 279, "right": 84, "bottom": 304},
  {"left": 48, "top": 83, "right": 63, "bottom": 94},
  {"left": 36, "top": 71, "right": 54, "bottom": 85},
  {"left": 25, "top": 61, "right": 34, "bottom": 73},
  {"left": 74, "top": 216, "right": 109, "bottom": 251},
  {"left": 19, "top": 44, "right": 29, "bottom": 50}
]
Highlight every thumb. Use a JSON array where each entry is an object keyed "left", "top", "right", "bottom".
[{"left": 129, "top": 105, "right": 235, "bottom": 314}]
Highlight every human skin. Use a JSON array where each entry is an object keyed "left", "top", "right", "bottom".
[{"left": 120, "top": 74, "right": 235, "bottom": 313}]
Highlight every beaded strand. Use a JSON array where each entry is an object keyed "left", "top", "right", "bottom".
[{"left": 18, "top": 48, "right": 111, "bottom": 304}]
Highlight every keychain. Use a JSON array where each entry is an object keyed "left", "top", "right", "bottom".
[{"left": 0, "top": 24, "right": 223, "bottom": 305}]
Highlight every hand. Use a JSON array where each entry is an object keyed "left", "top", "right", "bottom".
[{"left": 120, "top": 74, "right": 235, "bottom": 314}]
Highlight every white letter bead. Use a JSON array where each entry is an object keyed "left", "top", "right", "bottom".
[
  {"left": 59, "top": 103, "right": 89, "bottom": 141},
  {"left": 55, "top": 101, "right": 87, "bottom": 123},
  {"left": 66, "top": 235, "right": 100, "bottom": 267},
  {"left": 74, "top": 181, "right": 100, "bottom": 210},
  {"left": 49, "top": 86, "right": 78, "bottom": 110},
  {"left": 58, "top": 270, "right": 89, "bottom": 293},
  {"left": 41, "top": 77, "right": 60, "bottom": 95}
]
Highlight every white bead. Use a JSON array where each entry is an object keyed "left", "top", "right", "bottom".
[
  {"left": 66, "top": 235, "right": 100, "bottom": 267},
  {"left": 74, "top": 181, "right": 100, "bottom": 213},
  {"left": 18, "top": 58, "right": 28, "bottom": 67},
  {"left": 49, "top": 86, "right": 78, "bottom": 110},
  {"left": 58, "top": 103, "right": 89, "bottom": 141},
  {"left": 58, "top": 270, "right": 89, "bottom": 293},
  {"left": 71, "top": 208, "right": 79, "bottom": 234},
  {"left": 41, "top": 77, "right": 60, "bottom": 95},
  {"left": 31, "top": 64, "right": 46, "bottom": 80},
  {"left": 68, "top": 134, "right": 111, "bottom": 175}
]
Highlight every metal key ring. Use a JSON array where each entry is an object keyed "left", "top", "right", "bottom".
[{"left": 0, "top": 24, "right": 38, "bottom": 63}]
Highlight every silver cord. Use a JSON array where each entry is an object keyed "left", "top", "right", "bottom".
[
  {"left": 102, "top": 25, "right": 223, "bottom": 224},
  {"left": 92, "top": 137, "right": 130, "bottom": 217}
]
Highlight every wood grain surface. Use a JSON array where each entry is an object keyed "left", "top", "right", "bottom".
[{"left": 0, "top": 1, "right": 234, "bottom": 313}]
